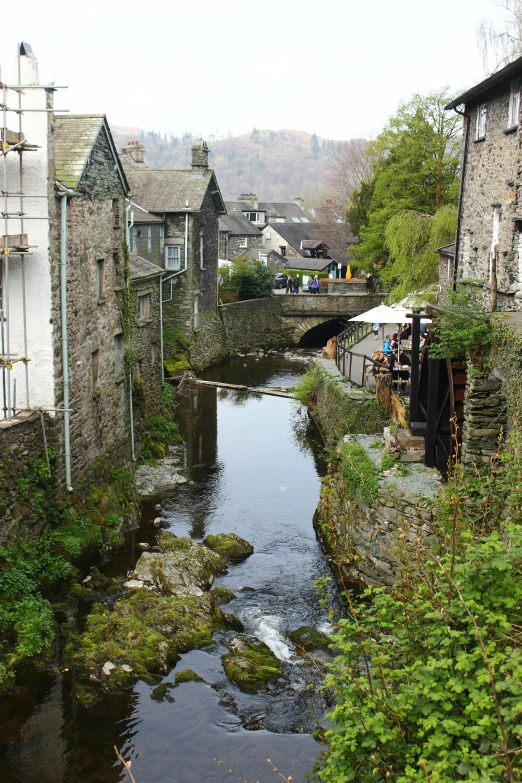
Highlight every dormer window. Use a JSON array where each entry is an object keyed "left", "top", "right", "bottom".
[
  {"left": 476, "top": 104, "right": 487, "bottom": 140},
  {"left": 508, "top": 79, "right": 521, "bottom": 128}
]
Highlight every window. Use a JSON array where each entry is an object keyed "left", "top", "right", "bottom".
[
  {"left": 97, "top": 259, "right": 105, "bottom": 299},
  {"left": 131, "top": 227, "right": 137, "bottom": 252},
  {"left": 239, "top": 237, "right": 248, "bottom": 248},
  {"left": 159, "top": 225, "right": 164, "bottom": 253},
  {"left": 138, "top": 293, "right": 151, "bottom": 321},
  {"left": 135, "top": 359, "right": 143, "bottom": 380},
  {"left": 194, "top": 295, "right": 199, "bottom": 329},
  {"left": 259, "top": 253, "right": 268, "bottom": 265},
  {"left": 265, "top": 231, "right": 271, "bottom": 240},
  {"left": 508, "top": 79, "right": 521, "bottom": 128},
  {"left": 476, "top": 104, "right": 487, "bottom": 139},
  {"left": 113, "top": 251, "right": 121, "bottom": 285},
  {"left": 114, "top": 334, "right": 124, "bottom": 378},
  {"left": 280, "top": 246, "right": 286, "bottom": 257},
  {"left": 291, "top": 217, "right": 300, "bottom": 223},
  {"left": 246, "top": 211, "right": 259, "bottom": 221},
  {"left": 276, "top": 217, "right": 284, "bottom": 223},
  {"left": 147, "top": 226, "right": 152, "bottom": 253},
  {"left": 151, "top": 343, "right": 157, "bottom": 366},
  {"left": 91, "top": 349, "right": 99, "bottom": 390},
  {"left": 200, "top": 233, "right": 204, "bottom": 269},
  {"left": 165, "top": 245, "right": 181, "bottom": 270},
  {"left": 301, "top": 217, "right": 310, "bottom": 222},
  {"left": 112, "top": 199, "right": 120, "bottom": 228}
]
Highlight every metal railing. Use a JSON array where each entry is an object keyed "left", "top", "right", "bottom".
[{"left": 335, "top": 323, "right": 389, "bottom": 389}]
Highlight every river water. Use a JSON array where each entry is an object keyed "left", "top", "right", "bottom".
[{"left": 0, "top": 353, "right": 340, "bottom": 783}]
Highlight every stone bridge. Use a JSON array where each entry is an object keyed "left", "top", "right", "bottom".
[{"left": 280, "top": 292, "right": 386, "bottom": 343}]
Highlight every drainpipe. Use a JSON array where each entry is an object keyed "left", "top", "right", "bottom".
[
  {"left": 452, "top": 106, "right": 470, "bottom": 290},
  {"left": 159, "top": 272, "right": 164, "bottom": 384},
  {"left": 125, "top": 201, "right": 136, "bottom": 460},
  {"left": 59, "top": 194, "right": 73, "bottom": 491}
]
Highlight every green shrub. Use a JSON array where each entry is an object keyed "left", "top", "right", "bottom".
[
  {"left": 294, "top": 365, "right": 322, "bottom": 406},
  {"left": 430, "top": 287, "right": 492, "bottom": 364},
  {"left": 147, "top": 416, "right": 180, "bottom": 444},
  {"left": 229, "top": 256, "right": 274, "bottom": 300},
  {"left": 341, "top": 442, "right": 380, "bottom": 504},
  {"left": 380, "top": 448, "right": 397, "bottom": 471}
]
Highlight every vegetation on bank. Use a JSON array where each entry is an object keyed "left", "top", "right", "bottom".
[
  {"left": 294, "top": 364, "right": 391, "bottom": 440},
  {"left": 219, "top": 256, "right": 274, "bottom": 301}
]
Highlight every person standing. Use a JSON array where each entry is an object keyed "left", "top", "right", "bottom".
[
  {"left": 312, "top": 275, "right": 320, "bottom": 294},
  {"left": 366, "top": 273, "right": 374, "bottom": 294},
  {"left": 293, "top": 274, "right": 300, "bottom": 294},
  {"left": 286, "top": 274, "right": 293, "bottom": 294},
  {"left": 372, "top": 322, "right": 380, "bottom": 340}
]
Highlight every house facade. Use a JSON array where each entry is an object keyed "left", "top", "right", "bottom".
[
  {"left": 124, "top": 140, "right": 227, "bottom": 369},
  {"left": 261, "top": 222, "right": 353, "bottom": 277},
  {"left": 219, "top": 212, "right": 264, "bottom": 261},
  {"left": 1, "top": 46, "right": 162, "bottom": 498},
  {"left": 446, "top": 57, "right": 522, "bottom": 310}
]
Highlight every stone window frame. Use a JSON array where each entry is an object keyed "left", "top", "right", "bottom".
[
  {"left": 200, "top": 232, "right": 205, "bottom": 270},
  {"left": 165, "top": 244, "right": 181, "bottom": 271},
  {"left": 138, "top": 292, "right": 152, "bottom": 322},
  {"left": 147, "top": 226, "right": 152, "bottom": 253},
  {"left": 508, "top": 78, "right": 521, "bottom": 130},
  {"left": 113, "top": 332, "right": 125, "bottom": 383},
  {"left": 96, "top": 259, "right": 106, "bottom": 302},
  {"left": 475, "top": 103, "right": 487, "bottom": 141},
  {"left": 91, "top": 348, "right": 100, "bottom": 394},
  {"left": 112, "top": 198, "right": 120, "bottom": 229},
  {"left": 159, "top": 225, "right": 164, "bottom": 254},
  {"left": 193, "top": 294, "right": 200, "bottom": 330},
  {"left": 238, "top": 236, "right": 248, "bottom": 249}
]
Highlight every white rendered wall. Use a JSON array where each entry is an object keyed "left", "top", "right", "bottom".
[{"left": 1, "top": 53, "right": 55, "bottom": 417}]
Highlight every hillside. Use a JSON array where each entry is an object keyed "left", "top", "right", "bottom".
[{"left": 110, "top": 126, "right": 355, "bottom": 202}]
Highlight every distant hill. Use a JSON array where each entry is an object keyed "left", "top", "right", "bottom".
[{"left": 110, "top": 126, "right": 358, "bottom": 202}]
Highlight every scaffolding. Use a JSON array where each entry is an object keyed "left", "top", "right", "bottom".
[{"left": 0, "top": 43, "right": 67, "bottom": 420}]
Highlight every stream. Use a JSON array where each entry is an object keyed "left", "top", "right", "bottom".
[{"left": 0, "top": 352, "right": 342, "bottom": 783}]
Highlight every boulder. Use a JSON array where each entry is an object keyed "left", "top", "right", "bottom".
[
  {"left": 288, "top": 626, "right": 331, "bottom": 654},
  {"left": 203, "top": 533, "right": 254, "bottom": 562},
  {"left": 132, "top": 534, "right": 227, "bottom": 596},
  {"left": 134, "top": 462, "right": 186, "bottom": 500},
  {"left": 210, "top": 586, "right": 236, "bottom": 605},
  {"left": 175, "top": 669, "right": 204, "bottom": 684},
  {"left": 222, "top": 638, "right": 285, "bottom": 693}
]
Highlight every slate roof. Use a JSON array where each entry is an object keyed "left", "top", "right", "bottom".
[
  {"left": 260, "top": 202, "right": 311, "bottom": 222},
  {"left": 225, "top": 200, "right": 251, "bottom": 211},
  {"left": 446, "top": 55, "right": 522, "bottom": 109},
  {"left": 129, "top": 201, "right": 164, "bottom": 224},
  {"left": 53, "top": 115, "right": 128, "bottom": 192},
  {"left": 267, "top": 222, "right": 355, "bottom": 264},
  {"left": 126, "top": 168, "right": 226, "bottom": 213},
  {"left": 129, "top": 253, "right": 163, "bottom": 280},
  {"left": 219, "top": 212, "right": 262, "bottom": 235},
  {"left": 434, "top": 243, "right": 455, "bottom": 257},
  {"left": 282, "top": 256, "right": 331, "bottom": 272}
]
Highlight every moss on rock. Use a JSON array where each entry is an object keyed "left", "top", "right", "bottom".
[
  {"left": 65, "top": 588, "right": 227, "bottom": 692},
  {"left": 223, "top": 612, "right": 244, "bottom": 632},
  {"left": 210, "top": 586, "right": 236, "bottom": 605},
  {"left": 289, "top": 626, "right": 331, "bottom": 654},
  {"left": 203, "top": 533, "right": 254, "bottom": 562},
  {"left": 175, "top": 668, "right": 204, "bottom": 684},
  {"left": 222, "top": 638, "right": 285, "bottom": 693}
]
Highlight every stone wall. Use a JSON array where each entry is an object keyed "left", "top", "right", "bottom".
[
  {"left": 49, "top": 126, "right": 130, "bottom": 485},
  {"left": 327, "top": 281, "right": 367, "bottom": 294},
  {"left": 131, "top": 222, "right": 164, "bottom": 267},
  {"left": 219, "top": 297, "right": 293, "bottom": 352},
  {"left": 0, "top": 412, "right": 56, "bottom": 543},
  {"left": 457, "top": 85, "right": 522, "bottom": 311},
  {"left": 131, "top": 276, "right": 164, "bottom": 443},
  {"left": 280, "top": 291, "right": 385, "bottom": 316},
  {"left": 220, "top": 233, "right": 264, "bottom": 261},
  {"left": 315, "top": 435, "right": 439, "bottom": 587},
  {"left": 460, "top": 371, "right": 507, "bottom": 466}
]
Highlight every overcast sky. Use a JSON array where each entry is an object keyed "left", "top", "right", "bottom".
[{"left": 1, "top": 0, "right": 500, "bottom": 141}]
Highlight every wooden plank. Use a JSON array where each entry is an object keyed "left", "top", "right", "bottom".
[
  {"left": 409, "top": 314, "right": 421, "bottom": 424},
  {"left": 425, "top": 357, "right": 440, "bottom": 468}
]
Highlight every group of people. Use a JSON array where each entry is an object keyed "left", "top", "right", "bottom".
[
  {"left": 285, "top": 274, "right": 320, "bottom": 294},
  {"left": 371, "top": 321, "right": 428, "bottom": 376}
]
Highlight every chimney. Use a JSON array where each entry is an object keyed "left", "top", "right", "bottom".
[
  {"left": 239, "top": 193, "right": 258, "bottom": 209},
  {"left": 16, "top": 42, "right": 39, "bottom": 86},
  {"left": 191, "top": 138, "right": 209, "bottom": 170},
  {"left": 121, "top": 139, "right": 145, "bottom": 164},
  {"left": 293, "top": 196, "right": 304, "bottom": 210}
]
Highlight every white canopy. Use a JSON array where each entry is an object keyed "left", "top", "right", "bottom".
[{"left": 349, "top": 303, "right": 431, "bottom": 325}]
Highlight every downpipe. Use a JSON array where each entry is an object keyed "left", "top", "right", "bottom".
[
  {"left": 59, "top": 194, "right": 73, "bottom": 491},
  {"left": 125, "top": 201, "right": 136, "bottom": 461}
]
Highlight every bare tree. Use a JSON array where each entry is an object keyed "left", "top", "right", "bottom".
[
  {"left": 479, "top": 0, "right": 522, "bottom": 73},
  {"left": 324, "top": 138, "right": 372, "bottom": 209}
]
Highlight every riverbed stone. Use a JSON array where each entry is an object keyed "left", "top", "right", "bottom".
[
  {"left": 131, "top": 534, "right": 227, "bottom": 595},
  {"left": 288, "top": 626, "right": 331, "bottom": 654},
  {"left": 134, "top": 462, "right": 186, "bottom": 499},
  {"left": 203, "top": 532, "right": 254, "bottom": 562},
  {"left": 175, "top": 669, "right": 204, "bottom": 684},
  {"left": 222, "top": 638, "right": 285, "bottom": 693},
  {"left": 210, "top": 586, "right": 236, "bottom": 605},
  {"left": 66, "top": 589, "right": 228, "bottom": 693}
]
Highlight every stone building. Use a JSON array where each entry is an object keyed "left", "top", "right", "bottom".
[
  {"left": 218, "top": 211, "right": 264, "bottom": 261},
  {"left": 261, "top": 221, "right": 355, "bottom": 277},
  {"left": 226, "top": 195, "right": 312, "bottom": 226},
  {"left": 124, "top": 139, "right": 227, "bottom": 369},
  {"left": 0, "top": 46, "right": 163, "bottom": 502},
  {"left": 446, "top": 57, "right": 522, "bottom": 310}
]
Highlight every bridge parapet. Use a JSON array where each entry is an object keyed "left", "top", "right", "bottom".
[{"left": 281, "top": 292, "right": 386, "bottom": 318}]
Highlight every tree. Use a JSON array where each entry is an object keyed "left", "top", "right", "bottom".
[
  {"left": 354, "top": 90, "right": 461, "bottom": 273},
  {"left": 229, "top": 257, "right": 273, "bottom": 300},
  {"left": 346, "top": 178, "right": 375, "bottom": 238},
  {"left": 382, "top": 204, "right": 457, "bottom": 300},
  {"left": 310, "top": 133, "right": 320, "bottom": 158},
  {"left": 326, "top": 138, "right": 372, "bottom": 209},
  {"left": 479, "top": 0, "right": 522, "bottom": 72}
]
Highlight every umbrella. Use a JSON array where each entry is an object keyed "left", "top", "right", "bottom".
[{"left": 349, "top": 304, "right": 409, "bottom": 323}]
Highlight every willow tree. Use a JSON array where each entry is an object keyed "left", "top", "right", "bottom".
[
  {"left": 353, "top": 90, "right": 461, "bottom": 273},
  {"left": 382, "top": 205, "right": 457, "bottom": 301}
]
